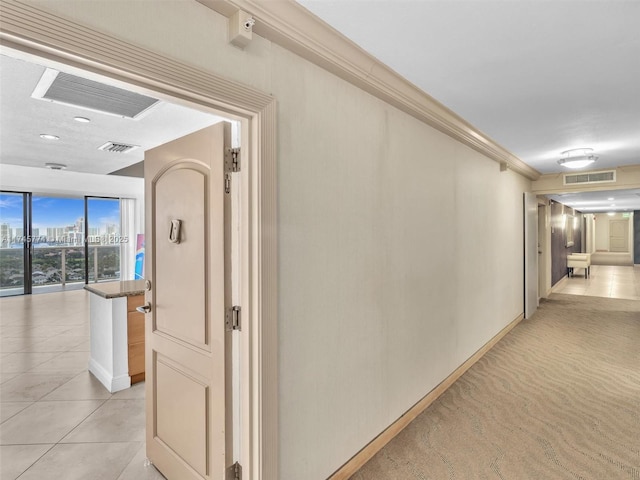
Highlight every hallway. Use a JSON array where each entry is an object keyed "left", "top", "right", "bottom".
[
  {"left": 552, "top": 264, "right": 640, "bottom": 301},
  {"left": 353, "top": 292, "right": 640, "bottom": 479}
]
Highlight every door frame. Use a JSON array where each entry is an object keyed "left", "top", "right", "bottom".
[
  {"left": 0, "top": 4, "right": 278, "bottom": 479},
  {"left": 523, "top": 192, "right": 538, "bottom": 318},
  {"left": 537, "top": 198, "right": 551, "bottom": 300}
]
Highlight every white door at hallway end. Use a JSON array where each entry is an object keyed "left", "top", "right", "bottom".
[{"left": 609, "top": 219, "right": 629, "bottom": 252}]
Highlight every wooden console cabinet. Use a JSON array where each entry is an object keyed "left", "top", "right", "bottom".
[{"left": 127, "top": 294, "right": 146, "bottom": 384}]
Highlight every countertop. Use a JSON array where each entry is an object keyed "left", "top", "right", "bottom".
[{"left": 84, "top": 280, "right": 146, "bottom": 299}]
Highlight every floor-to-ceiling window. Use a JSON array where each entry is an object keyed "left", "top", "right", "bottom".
[
  {"left": 0, "top": 193, "right": 122, "bottom": 296},
  {"left": 85, "top": 196, "right": 121, "bottom": 283},
  {"left": 32, "top": 195, "right": 86, "bottom": 289},
  {"left": 0, "top": 191, "right": 29, "bottom": 296}
]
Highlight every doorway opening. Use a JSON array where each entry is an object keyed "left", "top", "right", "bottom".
[
  {"left": 0, "top": 42, "right": 265, "bottom": 479},
  {"left": 1, "top": 3, "right": 278, "bottom": 472}
]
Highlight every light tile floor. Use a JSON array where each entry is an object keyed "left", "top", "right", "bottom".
[
  {"left": 0, "top": 289, "right": 166, "bottom": 480},
  {"left": 551, "top": 264, "right": 640, "bottom": 300}
]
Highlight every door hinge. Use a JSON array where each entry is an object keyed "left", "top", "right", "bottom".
[
  {"left": 226, "top": 305, "right": 241, "bottom": 331},
  {"left": 226, "top": 461, "right": 242, "bottom": 480},
  {"left": 226, "top": 147, "right": 241, "bottom": 173},
  {"left": 224, "top": 148, "right": 240, "bottom": 194}
]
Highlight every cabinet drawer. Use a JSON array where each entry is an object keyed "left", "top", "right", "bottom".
[
  {"left": 127, "top": 312, "right": 145, "bottom": 344},
  {"left": 127, "top": 294, "right": 145, "bottom": 313},
  {"left": 128, "top": 342, "right": 145, "bottom": 376}
]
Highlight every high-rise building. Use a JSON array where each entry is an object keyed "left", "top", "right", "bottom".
[
  {"left": 69, "top": 231, "right": 83, "bottom": 245},
  {"left": 46, "top": 227, "right": 66, "bottom": 242},
  {"left": 0, "top": 223, "right": 11, "bottom": 247}
]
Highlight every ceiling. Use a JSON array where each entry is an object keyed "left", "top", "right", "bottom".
[
  {"left": 549, "top": 188, "right": 640, "bottom": 214},
  {"left": 0, "top": 54, "right": 224, "bottom": 175},
  {"left": 296, "top": 0, "right": 640, "bottom": 210},
  {"left": 1, "top": 3, "right": 639, "bottom": 211}
]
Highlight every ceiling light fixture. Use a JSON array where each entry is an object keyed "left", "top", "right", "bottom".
[
  {"left": 557, "top": 148, "right": 597, "bottom": 169},
  {"left": 39, "top": 134, "right": 59, "bottom": 140},
  {"left": 45, "top": 162, "right": 67, "bottom": 170},
  {"left": 74, "top": 116, "right": 91, "bottom": 123}
]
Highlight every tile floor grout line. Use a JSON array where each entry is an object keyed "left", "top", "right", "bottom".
[
  {"left": 55, "top": 397, "right": 110, "bottom": 444},
  {"left": 14, "top": 443, "right": 57, "bottom": 480}
]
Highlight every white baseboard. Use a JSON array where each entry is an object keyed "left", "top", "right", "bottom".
[{"left": 89, "top": 358, "right": 131, "bottom": 393}]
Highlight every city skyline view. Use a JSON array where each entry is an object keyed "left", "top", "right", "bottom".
[
  {"left": 1, "top": 193, "right": 123, "bottom": 291},
  {"left": 0, "top": 194, "right": 120, "bottom": 246}
]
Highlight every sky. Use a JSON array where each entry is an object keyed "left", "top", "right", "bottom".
[{"left": 0, "top": 194, "right": 119, "bottom": 231}]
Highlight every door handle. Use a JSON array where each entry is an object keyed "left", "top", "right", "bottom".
[
  {"left": 169, "top": 219, "right": 182, "bottom": 244},
  {"left": 136, "top": 303, "right": 151, "bottom": 314}
]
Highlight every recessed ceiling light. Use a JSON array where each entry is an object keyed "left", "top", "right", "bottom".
[
  {"left": 40, "top": 134, "right": 59, "bottom": 140},
  {"left": 45, "top": 162, "right": 67, "bottom": 170},
  {"left": 611, "top": 204, "right": 616, "bottom": 207},
  {"left": 73, "top": 116, "right": 91, "bottom": 123},
  {"left": 607, "top": 197, "right": 614, "bottom": 201}
]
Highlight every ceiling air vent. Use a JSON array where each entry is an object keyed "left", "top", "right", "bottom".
[
  {"left": 32, "top": 69, "right": 159, "bottom": 119},
  {"left": 563, "top": 170, "right": 616, "bottom": 186},
  {"left": 98, "top": 141, "right": 139, "bottom": 154}
]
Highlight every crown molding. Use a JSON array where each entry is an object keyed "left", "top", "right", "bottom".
[{"left": 198, "top": 0, "right": 541, "bottom": 181}]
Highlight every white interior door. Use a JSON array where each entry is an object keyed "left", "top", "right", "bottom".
[
  {"left": 524, "top": 193, "right": 538, "bottom": 318},
  {"left": 609, "top": 219, "right": 629, "bottom": 252},
  {"left": 143, "top": 122, "right": 232, "bottom": 479}
]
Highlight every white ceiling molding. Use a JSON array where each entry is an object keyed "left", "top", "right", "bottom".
[{"left": 198, "top": 0, "right": 540, "bottom": 181}]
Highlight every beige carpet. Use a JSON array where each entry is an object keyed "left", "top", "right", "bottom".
[{"left": 352, "top": 294, "right": 640, "bottom": 479}]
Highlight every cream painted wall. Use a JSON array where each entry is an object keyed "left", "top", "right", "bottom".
[
  {"left": 595, "top": 214, "right": 610, "bottom": 251},
  {"left": 584, "top": 214, "right": 596, "bottom": 253},
  {"left": 27, "top": 1, "right": 531, "bottom": 477},
  {"left": 0, "top": 164, "right": 144, "bottom": 200}
]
